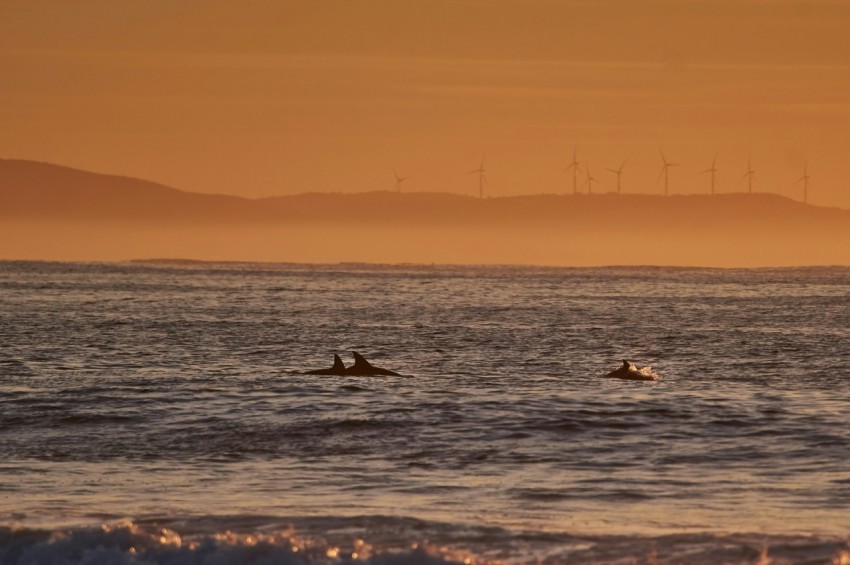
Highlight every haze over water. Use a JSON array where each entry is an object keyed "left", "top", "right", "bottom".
[{"left": 2, "top": 261, "right": 849, "bottom": 563}]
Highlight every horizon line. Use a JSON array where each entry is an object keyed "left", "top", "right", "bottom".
[{"left": 3, "top": 257, "right": 850, "bottom": 271}]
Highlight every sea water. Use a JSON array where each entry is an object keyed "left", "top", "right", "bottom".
[{"left": 1, "top": 260, "right": 848, "bottom": 564}]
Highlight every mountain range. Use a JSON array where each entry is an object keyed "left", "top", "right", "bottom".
[{"left": 1, "top": 158, "right": 848, "bottom": 266}]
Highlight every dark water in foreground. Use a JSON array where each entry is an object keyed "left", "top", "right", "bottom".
[{"left": 1, "top": 261, "right": 849, "bottom": 564}]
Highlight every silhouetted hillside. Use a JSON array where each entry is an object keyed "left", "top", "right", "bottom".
[
  {"left": 0, "top": 159, "right": 256, "bottom": 223},
  {"left": 3, "top": 158, "right": 848, "bottom": 227},
  {"left": 2, "top": 159, "right": 849, "bottom": 266}
]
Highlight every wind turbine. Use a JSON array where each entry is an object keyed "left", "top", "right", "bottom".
[
  {"left": 659, "top": 148, "right": 679, "bottom": 196},
  {"left": 797, "top": 162, "right": 811, "bottom": 204},
  {"left": 392, "top": 169, "right": 407, "bottom": 193},
  {"left": 467, "top": 157, "right": 486, "bottom": 199},
  {"left": 741, "top": 156, "right": 755, "bottom": 194},
  {"left": 564, "top": 146, "right": 581, "bottom": 194},
  {"left": 605, "top": 159, "right": 627, "bottom": 194},
  {"left": 701, "top": 153, "right": 718, "bottom": 195},
  {"left": 585, "top": 163, "right": 598, "bottom": 194}
]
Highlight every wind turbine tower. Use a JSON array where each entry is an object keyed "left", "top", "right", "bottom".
[
  {"left": 564, "top": 147, "right": 581, "bottom": 194},
  {"left": 393, "top": 169, "right": 407, "bottom": 193},
  {"left": 742, "top": 156, "right": 756, "bottom": 194},
  {"left": 659, "top": 149, "right": 679, "bottom": 196},
  {"left": 606, "top": 159, "right": 627, "bottom": 194},
  {"left": 585, "top": 163, "right": 598, "bottom": 194},
  {"left": 798, "top": 163, "right": 811, "bottom": 204},
  {"left": 701, "top": 154, "right": 718, "bottom": 195},
  {"left": 467, "top": 157, "right": 486, "bottom": 199}
]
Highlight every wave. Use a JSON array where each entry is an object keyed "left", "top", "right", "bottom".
[
  {"left": 1, "top": 517, "right": 847, "bottom": 565},
  {"left": 0, "top": 519, "right": 466, "bottom": 565}
]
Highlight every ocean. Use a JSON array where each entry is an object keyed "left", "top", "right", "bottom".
[{"left": 1, "top": 260, "right": 848, "bottom": 564}]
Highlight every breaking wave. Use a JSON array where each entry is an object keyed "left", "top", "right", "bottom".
[{"left": 1, "top": 518, "right": 848, "bottom": 565}]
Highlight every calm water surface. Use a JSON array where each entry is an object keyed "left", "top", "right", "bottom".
[{"left": 1, "top": 261, "right": 848, "bottom": 563}]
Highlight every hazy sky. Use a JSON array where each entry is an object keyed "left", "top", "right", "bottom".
[{"left": 2, "top": 0, "right": 849, "bottom": 206}]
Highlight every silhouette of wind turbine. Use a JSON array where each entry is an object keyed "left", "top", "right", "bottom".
[
  {"left": 741, "top": 156, "right": 755, "bottom": 194},
  {"left": 605, "top": 159, "right": 627, "bottom": 194},
  {"left": 797, "top": 162, "right": 811, "bottom": 204},
  {"left": 392, "top": 169, "right": 407, "bottom": 193},
  {"left": 659, "top": 148, "right": 679, "bottom": 196},
  {"left": 585, "top": 163, "right": 598, "bottom": 194},
  {"left": 564, "top": 147, "right": 581, "bottom": 194},
  {"left": 467, "top": 157, "right": 486, "bottom": 199},
  {"left": 701, "top": 153, "right": 718, "bottom": 195}
]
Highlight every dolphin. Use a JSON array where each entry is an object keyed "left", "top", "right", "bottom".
[
  {"left": 305, "top": 354, "right": 347, "bottom": 375},
  {"left": 344, "top": 351, "right": 402, "bottom": 377},
  {"left": 604, "top": 359, "right": 659, "bottom": 381}
]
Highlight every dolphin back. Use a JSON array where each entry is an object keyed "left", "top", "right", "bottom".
[
  {"left": 346, "top": 351, "right": 402, "bottom": 376},
  {"left": 604, "top": 359, "right": 659, "bottom": 381},
  {"left": 306, "top": 354, "right": 348, "bottom": 375},
  {"left": 350, "top": 351, "right": 375, "bottom": 371}
]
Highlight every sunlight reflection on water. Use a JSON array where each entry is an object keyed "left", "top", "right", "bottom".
[{"left": 0, "top": 261, "right": 849, "bottom": 561}]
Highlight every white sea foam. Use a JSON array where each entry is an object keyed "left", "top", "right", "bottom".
[
  {"left": 0, "top": 520, "right": 465, "bottom": 565},
  {"left": 1, "top": 519, "right": 848, "bottom": 565}
]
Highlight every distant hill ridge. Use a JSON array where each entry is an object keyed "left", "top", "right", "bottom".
[{"left": 1, "top": 158, "right": 848, "bottom": 229}]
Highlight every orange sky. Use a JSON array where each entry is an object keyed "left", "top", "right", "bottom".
[{"left": 1, "top": 1, "right": 849, "bottom": 207}]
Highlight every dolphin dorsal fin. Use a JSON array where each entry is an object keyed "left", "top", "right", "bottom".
[
  {"left": 622, "top": 359, "right": 630, "bottom": 368},
  {"left": 351, "top": 351, "right": 374, "bottom": 370},
  {"left": 332, "top": 354, "right": 345, "bottom": 371}
]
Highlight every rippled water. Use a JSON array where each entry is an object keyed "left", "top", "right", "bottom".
[{"left": 1, "top": 260, "right": 849, "bottom": 563}]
